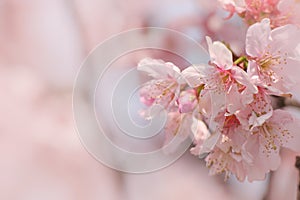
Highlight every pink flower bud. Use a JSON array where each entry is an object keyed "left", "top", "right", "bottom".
[{"left": 177, "top": 89, "right": 198, "bottom": 113}]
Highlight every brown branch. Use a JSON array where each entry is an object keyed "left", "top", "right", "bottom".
[{"left": 295, "top": 156, "right": 300, "bottom": 200}]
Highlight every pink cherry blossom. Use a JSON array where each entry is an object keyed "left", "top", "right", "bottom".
[
  {"left": 206, "top": 147, "right": 247, "bottom": 181},
  {"left": 163, "top": 108, "right": 212, "bottom": 155},
  {"left": 138, "top": 58, "right": 185, "bottom": 111},
  {"left": 182, "top": 37, "right": 257, "bottom": 126},
  {"left": 220, "top": 0, "right": 300, "bottom": 27},
  {"left": 163, "top": 111, "right": 195, "bottom": 154},
  {"left": 220, "top": 0, "right": 277, "bottom": 20},
  {"left": 194, "top": 80, "right": 300, "bottom": 182},
  {"left": 235, "top": 87, "right": 273, "bottom": 130},
  {"left": 243, "top": 109, "right": 300, "bottom": 181},
  {"left": 276, "top": 0, "right": 300, "bottom": 27},
  {"left": 177, "top": 89, "right": 198, "bottom": 113},
  {"left": 246, "top": 18, "right": 300, "bottom": 97},
  {"left": 183, "top": 60, "right": 299, "bottom": 181},
  {"left": 190, "top": 116, "right": 212, "bottom": 156},
  {"left": 205, "top": 125, "right": 249, "bottom": 181},
  {"left": 163, "top": 112, "right": 188, "bottom": 146},
  {"left": 135, "top": 0, "right": 300, "bottom": 184},
  {"left": 203, "top": 109, "right": 300, "bottom": 181},
  {"left": 219, "top": 0, "right": 246, "bottom": 18}
]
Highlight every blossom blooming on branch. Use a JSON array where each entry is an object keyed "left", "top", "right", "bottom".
[
  {"left": 137, "top": 12, "right": 300, "bottom": 182},
  {"left": 219, "top": 0, "right": 300, "bottom": 27},
  {"left": 177, "top": 89, "right": 198, "bottom": 113},
  {"left": 138, "top": 58, "right": 185, "bottom": 118},
  {"left": 246, "top": 18, "right": 300, "bottom": 97}
]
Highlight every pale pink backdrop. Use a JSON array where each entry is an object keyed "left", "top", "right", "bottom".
[{"left": 0, "top": 0, "right": 298, "bottom": 199}]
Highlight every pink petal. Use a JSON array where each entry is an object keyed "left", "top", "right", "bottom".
[
  {"left": 231, "top": 66, "right": 258, "bottom": 94},
  {"left": 182, "top": 65, "right": 213, "bottom": 88},
  {"left": 275, "top": 109, "right": 300, "bottom": 152},
  {"left": 190, "top": 118, "right": 211, "bottom": 156},
  {"left": 246, "top": 18, "right": 271, "bottom": 58},
  {"left": 226, "top": 84, "right": 244, "bottom": 115},
  {"left": 199, "top": 131, "right": 221, "bottom": 155},
  {"left": 137, "top": 58, "right": 181, "bottom": 80},
  {"left": 270, "top": 24, "right": 300, "bottom": 53},
  {"left": 206, "top": 36, "right": 233, "bottom": 70}
]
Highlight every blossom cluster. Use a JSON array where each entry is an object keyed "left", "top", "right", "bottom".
[
  {"left": 137, "top": 15, "right": 300, "bottom": 181},
  {"left": 219, "top": 0, "right": 300, "bottom": 28}
]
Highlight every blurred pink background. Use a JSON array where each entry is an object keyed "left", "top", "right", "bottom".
[{"left": 1, "top": 0, "right": 299, "bottom": 199}]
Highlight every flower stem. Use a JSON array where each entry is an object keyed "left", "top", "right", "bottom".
[{"left": 234, "top": 56, "right": 247, "bottom": 65}]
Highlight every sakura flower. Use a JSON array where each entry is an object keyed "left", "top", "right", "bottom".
[
  {"left": 176, "top": 89, "right": 198, "bottom": 113},
  {"left": 204, "top": 125, "right": 249, "bottom": 181},
  {"left": 181, "top": 37, "right": 259, "bottom": 159},
  {"left": 202, "top": 108, "right": 300, "bottom": 181},
  {"left": 182, "top": 37, "right": 257, "bottom": 125},
  {"left": 243, "top": 109, "right": 300, "bottom": 181},
  {"left": 190, "top": 116, "right": 211, "bottom": 156},
  {"left": 276, "top": 0, "right": 300, "bottom": 27},
  {"left": 218, "top": 0, "right": 246, "bottom": 18},
  {"left": 188, "top": 65, "right": 300, "bottom": 182},
  {"left": 220, "top": 0, "right": 276, "bottom": 19},
  {"left": 219, "top": 0, "right": 300, "bottom": 28},
  {"left": 205, "top": 147, "right": 247, "bottom": 181},
  {"left": 236, "top": 87, "right": 273, "bottom": 130},
  {"left": 246, "top": 18, "right": 300, "bottom": 97},
  {"left": 138, "top": 58, "right": 185, "bottom": 112},
  {"left": 192, "top": 98, "right": 248, "bottom": 158},
  {"left": 163, "top": 104, "right": 212, "bottom": 155},
  {"left": 163, "top": 109, "right": 212, "bottom": 158},
  {"left": 163, "top": 112, "right": 193, "bottom": 154}
]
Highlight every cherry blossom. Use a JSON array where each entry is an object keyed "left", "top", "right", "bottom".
[
  {"left": 243, "top": 109, "right": 300, "bottom": 181},
  {"left": 202, "top": 109, "right": 300, "bottom": 181},
  {"left": 204, "top": 124, "right": 250, "bottom": 181},
  {"left": 276, "top": 0, "right": 300, "bottom": 27},
  {"left": 136, "top": 1, "right": 300, "bottom": 184},
  {"left": 236, "top": 87, "right": 273, "bottom": 130},
  {"left": 246, "top": 18, "right": 300, "bottom": 97},
  {"left": 182, "top": 37, "right": 257, "bottom": 127},
  {"left": 219, "top": 0, "right": 300, "bottom": 27},
  {"left": 177, "top": 89, "right": 198, "bottom": 113},
  {"left": 138, "top": 58, "right": 185, "bottom": 112},
  {"left": 163, "top": 112, "right": 192, "bottom": 153},
  {"left": 163, "top": 110, "right": 211, "bottom": 155},
  {"left": 190, "top": 118, "right": 211, "bottom": 156}
]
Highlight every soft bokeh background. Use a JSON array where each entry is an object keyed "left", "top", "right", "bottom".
[{"left": 1, "top": 0, "right": 299, "bottom": 199}]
